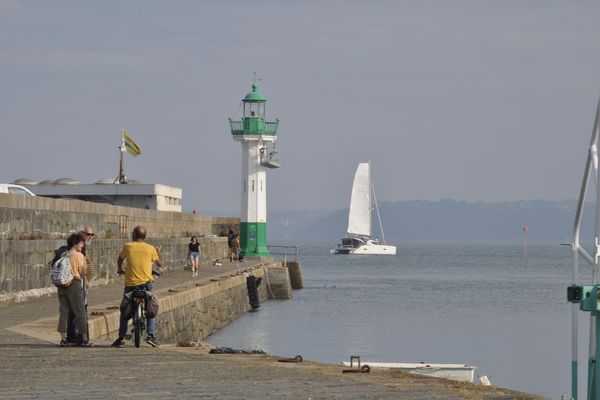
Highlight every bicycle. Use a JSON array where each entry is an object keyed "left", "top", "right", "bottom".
[
  {"left": 129, "top": 286, "right": 147, "bottom": 348},
  {"left": 119, "top": 269, "right": 160, "bottom": 348}
]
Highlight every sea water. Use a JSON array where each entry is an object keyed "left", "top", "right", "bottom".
[{"left": 207, "top": 243, "right": 591, "bottom": 399}]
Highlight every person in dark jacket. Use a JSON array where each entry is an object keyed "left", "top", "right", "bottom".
[
  {"left": 188, "top": 236, "right": 200, "bottom": 277},
  {"left": 227, "top": 227, "right": 235, "bottom": 249}
]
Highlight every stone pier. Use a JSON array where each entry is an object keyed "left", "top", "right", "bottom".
[{"left": 0, "top": 259, "right": 545, "bottom": 399}]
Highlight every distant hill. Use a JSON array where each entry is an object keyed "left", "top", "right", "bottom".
[{"left": 267, "top": 199, "right": 594, "bottom": 244}]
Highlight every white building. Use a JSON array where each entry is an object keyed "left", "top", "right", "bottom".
[{"left": 14, "top": 178, "right": 182, "bottom": 212}]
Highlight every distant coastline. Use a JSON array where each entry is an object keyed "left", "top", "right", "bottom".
[{"left": 203, "top": 199, "right": 591, "bottom": 244}]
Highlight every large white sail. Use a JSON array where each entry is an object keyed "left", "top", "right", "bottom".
[{"left": 347, "top": 162, "right": 371, "bottom": 237}]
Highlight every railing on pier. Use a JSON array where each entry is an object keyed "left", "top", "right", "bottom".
[
  {"left": 268, "top": 245, "right": 299, "bottom": 265},
  {"left": 268, "top": 245, "right": 303, "bottom": 290}
]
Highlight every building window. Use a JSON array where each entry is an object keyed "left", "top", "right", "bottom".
[{"left": 252, "top": 180, "right": 255, "bottom": 192}]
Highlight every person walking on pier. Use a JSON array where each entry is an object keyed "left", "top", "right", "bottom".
[
  {"left": 227, "top": 227, "right": 235, "bottom": 249},
  {"left": 188, "top": 236, "right": 200, "bottom": 277},
  {"left": 230, "top": 234, "right": 240, "bottom": 262},
  {"left": 56, "top": 233, "right": 93, "bottom": 347},
  {"left": 112, "top": 226, "right": 163, "bottom": 348}
]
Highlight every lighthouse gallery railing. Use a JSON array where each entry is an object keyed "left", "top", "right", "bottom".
[{"left": 229, "top": 119, "right": 278, "bottom": 136}]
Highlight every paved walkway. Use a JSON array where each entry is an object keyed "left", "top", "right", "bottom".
[
  {"left": 5, "top": 260, "right": 259, "bottom": 343},
  {"left": 0, "top": 261, "right": 547, "bottom": 399}
]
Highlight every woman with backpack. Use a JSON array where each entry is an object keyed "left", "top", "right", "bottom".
[{"left": 55, "top": 232, "right": 92, "bottom": 347}]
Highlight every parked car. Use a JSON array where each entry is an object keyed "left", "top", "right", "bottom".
[{"left": 0, "top": 184, "right": 36, "bottom": 196}]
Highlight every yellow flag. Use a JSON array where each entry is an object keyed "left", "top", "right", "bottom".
[{"left": 123, "top": 131, "right": 142, "bottom": 157}]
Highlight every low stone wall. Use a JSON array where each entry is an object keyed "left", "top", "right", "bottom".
[
  {"left": 0, "top": 193, "right": 238, "bottom": 240},
  {"left": 0, "top": 236, "right": 229, "bottom": 303},
  {"left": 0, "top": 192, "right": 238, "bottom": 302},
  {"left": 92, "top": 267, "right": 271, "bottom": 344}
]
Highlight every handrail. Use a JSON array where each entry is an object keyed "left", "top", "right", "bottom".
[
  {"left": 267, "top": 245, "right": 299, "bottom": 265},
  {"left": 264, "top": 121, "right": 279, "bottom": 135},
  {"left": 229, "top": 119, "right": 278, "bottom": 136}
]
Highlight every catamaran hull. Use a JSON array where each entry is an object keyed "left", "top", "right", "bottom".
[
  {"left": 350, "top": 244, "right": 396, "bottom": 255},
  {"left": 333, "top": 244, "right": 397, "bottom": 255},
  {"left": 342, "top": 362, "right": 475, "bottom": 383},
  {"left": 333, "top": 248, "right": 352, "bottom": 254}
]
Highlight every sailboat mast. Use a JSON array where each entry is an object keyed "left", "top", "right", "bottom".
[
  {"left": 371, "top": 176, "right": 386, "bottom": 245},
  {"left": 368, "top": 160, "right": 372, "bottom": 238}
]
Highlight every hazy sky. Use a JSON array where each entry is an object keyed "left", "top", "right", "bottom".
[{"left": 1, "top": 1, "right": 600, "bottom": 213}]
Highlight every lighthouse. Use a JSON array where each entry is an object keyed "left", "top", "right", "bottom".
[{"left": 229, "top": 83, "right": 280, "bottom": 258}]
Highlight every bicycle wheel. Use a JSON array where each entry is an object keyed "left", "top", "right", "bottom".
[{"left": 134, "top": 303, "right": 142, "bottom": 348}]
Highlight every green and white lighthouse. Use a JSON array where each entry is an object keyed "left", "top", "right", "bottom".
[{"left": 229, "top": 83, "right": 280, "bottom": 258}]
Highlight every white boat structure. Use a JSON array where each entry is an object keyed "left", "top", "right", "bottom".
[
  {"left": 341, "top": 361, "right": 477, "bottom": 383},
  {"left": 333, "top": 162, "right": 396, "bottom": 255}
]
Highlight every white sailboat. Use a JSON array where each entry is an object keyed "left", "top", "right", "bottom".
[{"left": 333, "top": 162, "right": 396, "bottom": 255}]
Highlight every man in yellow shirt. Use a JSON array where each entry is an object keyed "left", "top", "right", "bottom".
[{"left": 112, "top": 226, "right": 163, "bottom": 348}]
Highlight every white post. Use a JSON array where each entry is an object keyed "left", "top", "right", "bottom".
[{"left": 571, "top": 96, "right": 600, "bottom": 400}]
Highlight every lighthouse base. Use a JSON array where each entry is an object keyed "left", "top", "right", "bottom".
[{"left": 240, "top": 222, "right": 270, "bottom": 258}]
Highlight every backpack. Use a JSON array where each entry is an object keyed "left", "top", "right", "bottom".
[
  {"left": 145, "top": 291, "right": 160, "bottom": 319},
  {"left": 119, "top": 291, "right": 160, "bottom": 319},
  {"left": 119, "top": 292, "right": 134, "bottom": 319},
  {"left": 51, "top": 251, "right": 73, "bottom": 287}
]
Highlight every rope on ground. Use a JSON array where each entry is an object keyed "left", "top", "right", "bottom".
[
  {"left": 342, "top": 365, "right": 371, "bottom": 373},
  {"left": 278, "top": 355, "right": 303, "bottom": 363},
  {"left": 209, "top": 347, "right": 266, "bottom": 354}
]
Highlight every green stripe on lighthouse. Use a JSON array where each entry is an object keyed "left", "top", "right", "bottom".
[{"left": 240, "top": 222, "right": 270, "bottom": 257}]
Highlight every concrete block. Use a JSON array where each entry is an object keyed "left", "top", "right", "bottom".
[{"left": 265, "top": 265, "right": 292, "bottom": 300}]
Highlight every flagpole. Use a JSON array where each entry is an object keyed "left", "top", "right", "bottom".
[
  {"left": 118, "top": 129, "right": 126, "bottom": 184},
  {"left": 115, "top": 129, "right": 141, "bottom": 184}
]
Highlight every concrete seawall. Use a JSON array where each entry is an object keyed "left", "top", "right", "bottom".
[
  {"left": 92, "top": 266, "right": 272, "bottom": 343},
  {"left": 7, "top": 262, "right": 291, "bottom": 346}
]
